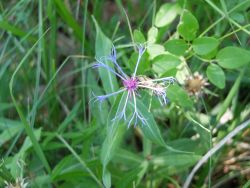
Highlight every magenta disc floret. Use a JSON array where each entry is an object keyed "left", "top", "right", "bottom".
[{"left": 123, "top": 77, "right": 138, "bottom": 92}]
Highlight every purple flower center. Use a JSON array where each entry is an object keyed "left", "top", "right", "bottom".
[{"left": 123, "top": 77, "right": 138, "bottom": 92}]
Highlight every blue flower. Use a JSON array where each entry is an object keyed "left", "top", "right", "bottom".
[{"left": 93, "top": 43, "right": 175, "bottom": 127}]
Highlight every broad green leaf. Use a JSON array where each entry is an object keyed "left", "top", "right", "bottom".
[
  {"left": 88, "top": 69, "right": 109, "bottom": 125},
  {"left": 103, "top": 169, "right": 111, "bottom": 188},
  {"left": 92, "top": 16, "right": 119, "bottom": 100},
  {"left": 114, "top": 149, "right": 144, "bottom": 166},
  {"left": 152, "top": 54, "right": 181, "bottom": 75},
  {"left": 164, "top": 39, "right": 188, "bottom": 56},
  {"left": 167, "top": 139, "right": 200, "bottom": 153},
  {"left": 152, "top": 152, "right": 201, "bottom": 175},
  {"left": 216, "top": 46, "right": 250, "bottom": 69},
  {"left": 129, "top": 51, "right": 150, "bottom": 75},
  {"left": 206, "top": 64, "right": 225, "bottom": 89},
  {"left": 153, "top": 152, "right": 201, "bottom": 167},
  {"left": 155, "top": 3, "right": 181, "bottom": 28},
  {"left": 147, "top": 44, "right": 165, "bottom": 59},
  {"left": 147, "top": 26, "right": 158, "bottom": 44},
  {"left": 167, "top": 84, "right": 193, "bottom": 109},
  {"left": 177, "top": 10, "right": 199, "bottom": 41},
  {"left": 101, "top": 93, "right": 127, "bottom": 187},
  {"left": 133, "top": 29, "right": 146, "bottom": 43},
  {"left": 135, "top": 99, "right": 165, "bottom": 146},
  {"left": 201, "top": 48, "right": 218, "bottom": 60},
  {"left": 192, "top": 37, "right": 219, "bottom": 56},
  {"left": 101, "top": 95, "right": 127, "bottom": 166},
  {"left": 161, "top": 68, "right": 177, "bottom": 77},
  {"left": 117, "top": 161, "right": 148, "bottom": 188}
]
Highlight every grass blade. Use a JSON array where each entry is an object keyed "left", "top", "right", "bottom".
[{"left": 9, "top": 29, "right": 51, "bottom": 174}]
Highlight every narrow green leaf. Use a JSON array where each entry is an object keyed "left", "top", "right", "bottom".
[
  {"left": 152, "top": 54, "right": 181, "bottom": 75},
  {"left": 216, "top": 46, "right": 250, "bottom": 69},
  {"left": 56, "top": 134, "right": 102, "bottom": 187},
  {"left": 92, "top": 16, "right": 119, "bottom": 101},
  {"left": 216, "top": 69, "right": 245, "bottom": 122},
  {"left": 0, "top": 20, "right": 36, "bottom": 42},
  {"left": 58, "top": 101, "right": 81, "bottom": 133},
  {"left": 206, "top": 64, "right": 225, "bottom": 89},
  {"left": 192, "top": 37, "right": 219, "bottom": 56},
  {"left": 54, "top": 0, "right": 83, "bottom": 41},
  {"left": 164, "top": 39, "right": 189, "bottom": 56},
  {"left": 177, "top": 10, "right": 199, "bottom": 41},
  {"left": 155, "top": 3, "right": 181, "bottom": 28},
  {"left": 9, "top": 30, "right": 51, "bottom": 174}
]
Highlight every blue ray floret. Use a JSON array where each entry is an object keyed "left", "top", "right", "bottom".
[{"left": 92, "top": 43, "right": 176, "bottom": 127}]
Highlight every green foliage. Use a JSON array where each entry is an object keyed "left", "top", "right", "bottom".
[
  {"left": 206, "top": 64, "right": 225, "bottom": 89},
  {"left": 147, "top": 26, "right": 158, "bottom": 44},
  {"left": 93, "top": 16, "right": 119, "bottom": 98},
  {"left": 101, "top": 94, "right": 127, "bottom": 188},
  {"left": 152, "top": 54, "right": 181, "bottom": 75},
  {"left": 154, "top": 3, "right": 181, "bottom": 28},
  {"left": 167, "top": 85, "right": 193, "bottom": 109},
  {"left": 136, "top": 99, "right": 166, "bottom": 146},
  {"left": 164, "top": 39, "right": 189, "bottom": 56},
  {"left": 133, "top": 30, "right": 146, "bottom": 43},
  {"left": 192, "top": 37, "right": 219, "bottom": 56},
  {"left": 177, "top": 10, "right": 199, "bottom": 41},
  {"left": 216, "top": 46, "right": 250, "bottom": 69}
]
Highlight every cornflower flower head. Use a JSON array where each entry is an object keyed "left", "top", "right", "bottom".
[{"left": 93, "top": 43, "right": 176, "bottom": 128}]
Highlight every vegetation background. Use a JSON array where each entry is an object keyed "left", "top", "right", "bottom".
[{"left": 0, "top": 0, "right": 250, "bottom": 187}]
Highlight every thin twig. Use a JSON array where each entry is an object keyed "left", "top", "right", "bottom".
[{"left": 183, "top": 118, "right": 250, "bottom": 188}]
